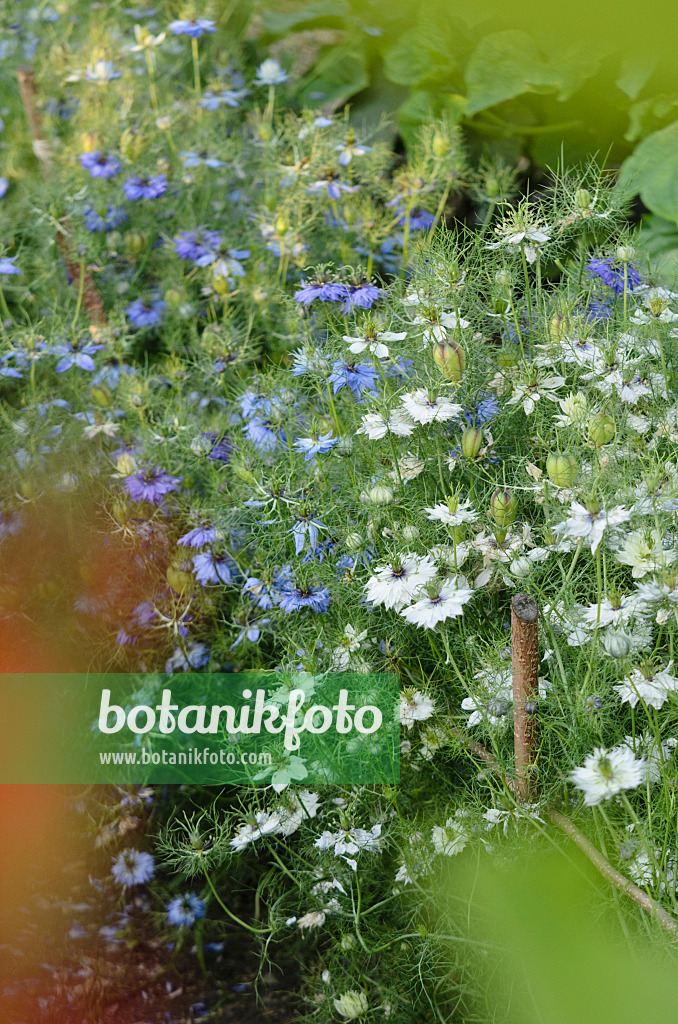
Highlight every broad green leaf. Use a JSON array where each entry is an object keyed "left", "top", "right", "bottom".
[
  {"left": 615, "top": 53, "right": 658, "bottom": 100},
  {"left": 296, "top": 44, "right": 369, "bottom": 107},
  {"left": 464, "top": 30, "right": 595, "bottom": 116},
  {"left": 382, "top": 29, "right": 457, "bottom": 87},
  {"left": 619, "top": 120, "right": 678, "bottom": 223},
  {"left": 625, "top": 94, "right": 678, "bottom": 142},
  {"left": 260, "top": 0, "right": 350, "bottom": 37}
]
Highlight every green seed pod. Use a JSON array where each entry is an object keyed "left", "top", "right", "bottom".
[
  {"left": 490, "top": 488, "right": 518, "bottom": 528},
  {"left": 432, "top": 339, "right": 465, "bottom": 382},
  {"left": 588, "top": 412, "right": 616, "bottom": 447},
  {"left": 125, "top": 230, "right": 147, "bottom": 257},
  {"left": 166, "top": 559, "right": 194, "bottom": 595},
  {"left": 120, "top": 127, "right": 147, "bottom": 161},
  {"left": 90, "top": 383, "right": 113, "bottom": 408},
  {"left": 546, "top": 452, "right": 578, "bottom": 488},
  {"left": 575, "top": 188, "right": 592, "bottom": 210},
  {"left": 461, "top": 426, "right": 483, "bottom": 459}
]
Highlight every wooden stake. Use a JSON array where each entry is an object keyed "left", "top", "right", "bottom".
[
  {"left": 511, "top": 593, "right": 539, "bottom": 802},
  {"left": 16, "top": 66, "right": 106, "bottom": 325}
]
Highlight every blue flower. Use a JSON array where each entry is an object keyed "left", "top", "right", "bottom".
[
  {"left": 293, "top": 430, "right": 338, "bottom": 461},
  {"left": 178, "top": 524, "right": 219, "bottom": 548},
  {"left": 580, "top": 298, "right": 613, "bottom": 323},
  {"left": 243, "top": 416, "right": 279, "bottom": 451},
  {"left": 192, "top": 550, "right": 237, "bottom": 585},
  {"left": 84, "top": 205, "right": 129, "bottom": 232},
  {"left": 165, "top": 643, "right": 210, "bottom": 673},
  {"left": 180, "top": 150, "right": 225, "bottom": 169},
  {"left": 124, "top": 466, "right": 182, "bottom": 502},
  {"left": 200, "top": 88, "right": 247, "bottom": 109},
  {"left": 395, "top": 207, "right": 434, "bottom": 230},
  {"left": 291, "top": 513, "right": 327, "bottom": 555},
  {"left": 341, "top": 280, "right": 381, "bottom": 312},
  {"left": 294, "top": 280, "right": 348, "bottom": 305},
  {"left": 328, "top": 359, "right": 379, "bottom": 398},
  {"left": 123, "top": 174, "right": 167, "bottom": 200},
  {"left": 198, "top": 431, "right": 232, "bottom": 462},
  {"left": 0, "top": 257, "right": 21, "bottom": 275},
  {"left": 586, "top": 256, "right": 641, "bottom": 295},
  {"left": 167, "top": 892, "right": 206, "bottom": 927},
  {"left": 278, "top": 581, "right": 331, "bottom": 614},
  {"left": 174, "top": 227, "right": 223, "bottom": 265},
  {"left": 125, "top": 297, "right": 166, "bottom": 327},
  {"left": 169, "top": 18, "right": 216, "bottom": 37},
  {"left": 80, "top": 150, "right": 121, "bottom": 179},
  {"left": 53, "top": 338, "right": 105, "bottom": 373},
  {"left": 242, "top": 577, "right": 275, "bottom": 610},
  {"left": 111, "top": 848, "right": 155, "bottom": 886},
  {"left": 307, "top": 173, "right": 359, "bottom": 200},
  {"left": 462, "top": 392, "right": 500, "bottom": 427},
  {"left": 0, "top": 178, "right": 9, "bottom": 198}
]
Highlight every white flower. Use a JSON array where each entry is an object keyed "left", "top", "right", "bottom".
[
  {"left": 424, "top": 498, "right": 477, "bottom": 526},
  {"left": 508, "top": 374, "right": 565, "bottom": 416},
  {"left": 365, "top": 554, "right": 437, "bottom": 611},
  {"left": 614, "top": 663, "right": 678, "bottom": 709},
  {"left": 254, "top": 58, "right": 288, "bottom": 86},
  {"left": 400, "top": 579, "right": 474, "bottom": 629},
  {"left": 331, "top": 624, "right": 370, "bottom": 672},
  {"left": 344, "top": 330, "right": 406, "bottom": 359},
  {"left": 431, "top": 812, "right": 468, "bottom": 856},
  {"left": 570, "top": 745, "right": 647, "bottom": 805},
  {"left": 554, "top": 392, "right": 588, "bottom": 427},
  {"left": 614, "top": 530, "right": 675, "bottom": 578},
  {"left": 230, "top": 810, "right": 281, "bottom": 851},
  {"left": 401, "top": 390, "right": 462, "bottom": 424},
  {"left": 82, "top": 421, "right": 120, "bottom": 439},
  {"left": 412, "top": 309, "right": 470, "bottom": 345},
  {"left": 486, "top": 216, "right": 551, "bottom": 263},
  {"left": 276, "top": 791, "right": 321, "bottom": 836},
  {"left": 483, "top": 804, "right": 543, "bottom": 836},
  {"left": 315, "top": 824, "right": 382, "bottom": 869},
  {"left": 130, "top": 24, "right": 166, "bottom": 50},
  {"left": 297, "top": 910, "right": 326, "bottom": 932},
  {"left": 399, "top": 690, "right": 435, "bottom": 729},
  {"left": 333, "top": 990, "right": 368, "bottom": 1020},
  {"left": 390, "top": 452, "right": 426, "bottom": 483},
  {"left": 579, "top": 593, "right": 642, "bottom": 629},
  {"left": 554, "top": 501, "right": 631, "bottom": 555},
  {"left": 355, "top": 407, "right": 417, "bottom": 439}
]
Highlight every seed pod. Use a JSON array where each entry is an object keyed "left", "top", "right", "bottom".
[
  {"left": 125, "top": 230, "right": 147, "bottom": 257},
  {"left": 490, "top": 488, "right": 518, "bottom": 528},
  {"left": 90, "top": 383, "right": 113, "bottom": 408},
  {"left": 166, "top": 560, "right": 194, "bottom": 595},
  {"left": 616, "top": 245, "right": 635, "bottom": 262},
  {"left": 369, "top": 483, "right": 394, "bottom": 505},
  {"left": 432, "top": 133, "right": 449, "bottom": 158},
  {"left": 432, "top": 339, "right": 465, "bottom": 382},
  {"left": 461, "top": 426, "right": 483, "bottom": 459},
  {"left": 116, "top": 452, "right": 136, "bottom": 476},
  {"left": 575, "top": 188, "right": 592, "bottom": 210},
  {"left": 588, "top": 412, "right": 616, "bottom": 447},
  {"left": 546, "top": 452, "right": 578, "bottom": 488}
]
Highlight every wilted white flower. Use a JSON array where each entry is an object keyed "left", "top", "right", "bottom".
[{"left": 333, "top": 989, "right": 368, "bottom": 1020}]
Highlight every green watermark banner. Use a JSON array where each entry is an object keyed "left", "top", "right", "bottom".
[{"left": 0, "top": 672, "right": 400, "bottom": 785}]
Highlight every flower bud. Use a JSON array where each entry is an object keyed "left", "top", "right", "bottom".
[
  {"left": 490, "top": 488, "right": 518, "bottom": 528},
  {"left": 575, "top": 188, "right": 592, "bottom": 211},
  {"left": 588, "top": 412, "right": 616, "bottom": 447},
  {"left": 111, "top": 499, "right": 129, "bottom": 525},
  {"left": 369, "top": 483, "right": 394, "bottom": 505},
  {"left": 116, "top": 452, "right": 136, "bottom": 475},
  {"left": 616, "top": 245, "right": 635, "bottom": 262},
  {"left": 494, "top": 269, "right": 512, "bottom": 288},
  {"left": 345, "top": 532, "right": 364, "bottom": 550},
  {"left": 166, "top": 559, "right": 194, "bottom": 595},
  {"left": 432, "top": 133, "right": 449, "bottom": 158},
  {"left": 461, "top": 426, "right": 483, "bottom": 459},
  {"left": 125, "top": 230, "right": 147, "bottom": 257},
  {"left": 549, "top": 312, "right": 572, "bottom": 344},
  {"left": 120, "top": 127, "right": 147, "bottom": 161},
  {"left": 402, "top": 524, "right": 420, "bottom": 543},
  {"left": 90, "top": 383, "right": 113, "bottom": 408},
  {"left": 545, "top": 452, "right": 578, "bottom": 488},
  {"left": 510, "top": 556, "right": 531, "bottom": 578},
  {"left": 432, "top": 339, "right": 465, "bottom": 382},
  {"left": 602, "top": 632, "right": 633, "bottom": 659}
]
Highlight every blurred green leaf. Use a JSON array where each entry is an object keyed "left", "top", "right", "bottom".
[
  {"left": 620, "top": 120, "right": 678, "bottom": 224},
  {"left": 382, "top": 28, "right": 458, "bottom": 87},
  {"left": 397, "top": 91, "right": 467, "bottom": 149},
  {"left": 464, "top": 31, "right": 595, "bottom": 116},
  {"left": 625, "top": 95, "right": 678, "bottom": 143},
  {"left": 260, "top": 0, "right": 350, "bottom": 37},
  {"left": 296, "top": 43, "right": 369, "bottom": 107}
]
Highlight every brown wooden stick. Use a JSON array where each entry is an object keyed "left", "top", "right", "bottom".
[
  {"left": 16, "top": 66, "right": 106, "bottom": 324},
  {"left": 511, "top": 593, "right": 539, "bottom": 802}
]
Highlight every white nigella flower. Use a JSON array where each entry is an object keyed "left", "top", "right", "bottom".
[
  {"left": 343, "top": 330, "right": 407, "bottom": 359},
  {"left": 424, "top": 497, "right": 477, "bottom": 526},
  {"left": 461, "top": 667, "right": 512, "bottom": 729},
  {"left": 483, "top": 804, "right": 543, "bottom": 836},
  {"left": 400, "top": 578, "right": 474, "bottom": 629},
  {"left": 315, "top": 824, "right": 382, "bottom": 870},
  {"left": 355, "top": 407, "right": 417, "bottom": 439},
  {"left": 508, "top": 372, "right": 565, "bottom": 416},
  {"left": 390, "top": 452, "right": 426, "bottom": 483},
  {"left": 623, "top": 732, "right": 678, "bottom": 784},
  {"left": 230, "top": 810, "right": 282, "bottom": 850},
  {"left": 554, "top": 392, "right": 589, "bottom": 427},
  {"left": 554, "top": 500, "right": 632, "bottom": 555},
  {"left": 486, "top": 210, "right": 551, "bottom": 263},
  {"left": 632, "top": 295, "right": 678, "bottom": 324},
  {"left": 331, "top": 624, "right": 370, "bottom": 672},
  {"left": 431, "top": 811, "right": 468, "bottom": 856},
  {"left": 570, "top": 745, "right": 647, "bottom": 805},
  {"left": 399, "top": 690, "right": 435, "bottom": 729},
  {"left": 333, "top": 990, "right": 369, "bottom": 1020},
  {"left": 614, "top": 662, "right": 678, "bottom": 709},
  {"left": 297, "top": 909, "right": 327, "bottom": 932},
  {"left": 412, "top": 309, "right": 470, "bottom": 345},
  {"left": 579, "top": 592, "right": 643, "bottom": 629},
  {"left": 634, "top": 578, "right": 678, "bottom": 625},
  {"left": 276, "top": 791, "right": 321, "bottom": 836},
  {"left": 614, "top": 530, "right": 675, "bottom": 578},
  {"left": 365, "top": 553, "right": 437, "bottom": 611},
  {"left": 401, "top": 390, "right": 462, "bottom": 424}
]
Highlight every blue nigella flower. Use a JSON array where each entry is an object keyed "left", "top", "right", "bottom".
[
  {"left": 178, "top": 524, "right": 219, "bottom": 548},
  {"left": 580, "top": 298, "right": 613, "bottom": 323},
  {"left": 84, "top": 205, "right": 129, "bottom": 232},
  {"left": 111, "top": 848, "right": 155, "bottom": 886},
  {"left": 0, "top": 178, "right": 9, "bottom": 198},
  {"left": 180, "top": 150, "right": 225, "bottom": 169},
  {"left": 243, "top": 416, "right": 279, "bottom": 451},
  {"left": 124, "top": 466, "right": 182, "bottom": 502},
  {"left": 395, "top": 207, "right": 435, "bottom": 231},
  {"left": 166, "top": 643, "right": 210, "bottom": 673},
  {"left": 278, "top": 581, "right": 331, "bottom": 615},
  {"left": 230, "top": 618, "right": 269, "bottom": 649},
  {"left": 462, "top": 392, "right": 500, "bottom": 427},
  {"left": 174, "top": 227, "right": 223, "bottom": 265},
  {"left": 586, "top": 256, "right": 641, "bottom": 295},
  {"left": 291, "top": 513, "right": 327, "bottom": 555},
  {"left": 294, "top": 279, "right": 348, "bottom": 305},
  {"left": 200, "top": 88, "right": 248, "bottom": 109},
  {"left": 80, "top": 150, "right": 121, "bottom": 179},
  {"left": 53, "top": 337, "right": 105, "bottom": 373},
  {"left": 307, "top": 172, "right": 359, "bottom": 200},
  {"left": 242, "top": 577, "right": 274, "bottom": 610},
  {"left": 167, "top": 892, "right": 206, "bottom": 927},
  {"left": 0, "top": 257, "right": 21, "bottom": 275},
  {"left": 123, "top": 174, "right": 167, "bottom": 200},
  {"left": 293, "top": 430, "right": 338, "bottom": 461},
  {"left": 341, "top": 280, "right": 381, "bottom": 312},
  {"left": 169, "top": 18, "right": 216, "bottom": 37},
  {"left": 192, "top": 550, "right": 237, "bottom": 585},
  {"left": 125, "top": 297, "right": 166, "bottom": 327},
  {"left": 198, "top": 431, "right": 232, "bottom": 462},
  {"left": 328, "top": 359, "right": 379, "bottom": 398}
]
